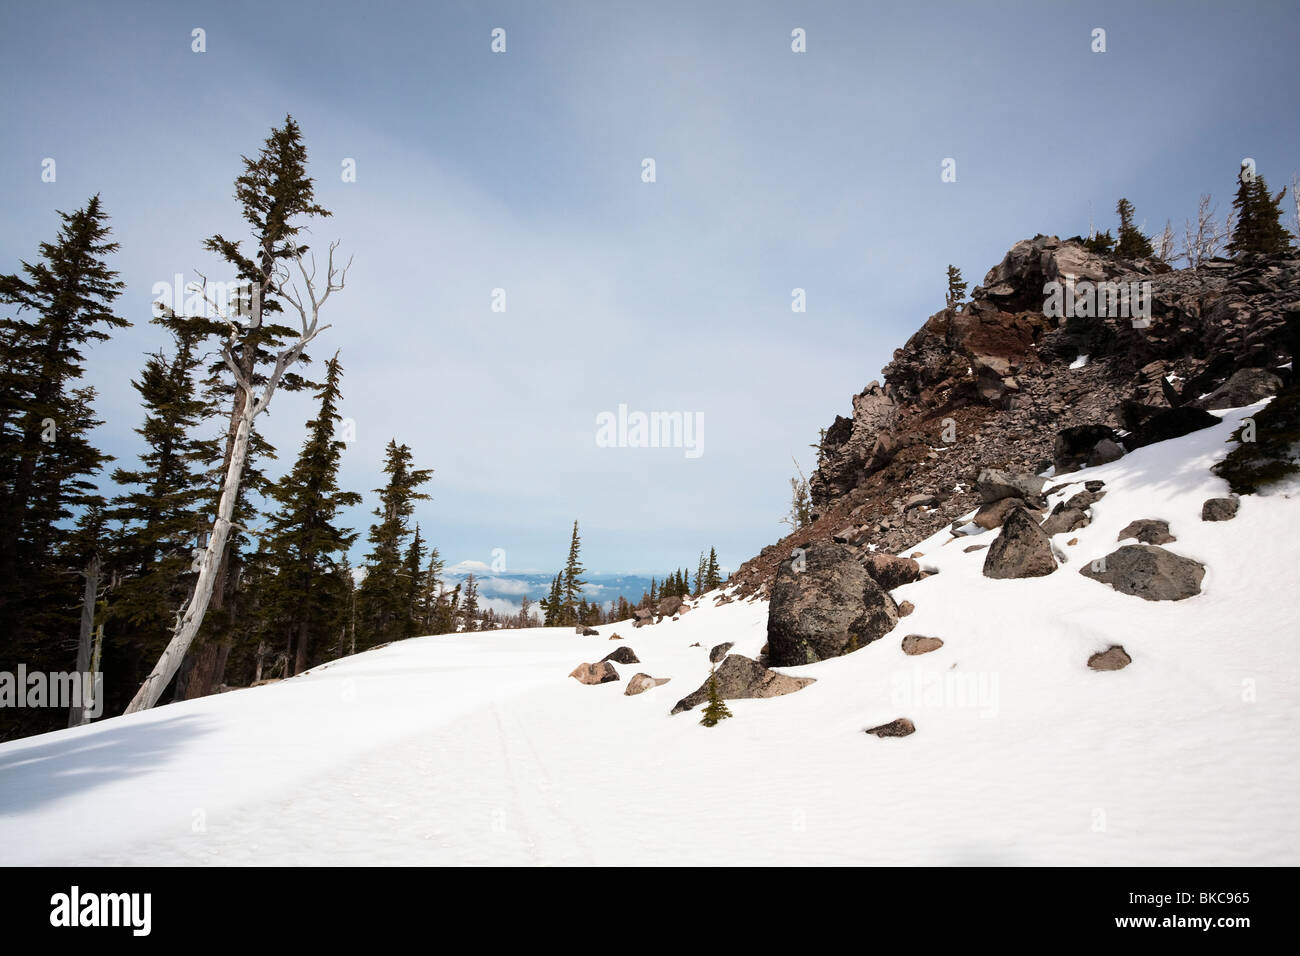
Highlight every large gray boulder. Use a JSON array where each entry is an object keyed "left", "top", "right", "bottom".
[
  {"left": 1117, "top": 518, "right": 1175, "bottom": 544},
  {"left": 670, "top": 655, "right": 815, "bottom": 714},
  {"left": 1201, "top": 496, "right": 1240, "bottom": 521},
  {"left": 983, "top": 507, "right": 1058, "bottom": 578},
  {"left": 977, "top": 468, "right": 1048, "bottom": 504},
  {"left": 600, "top": 646, "right": 639, "bottom": 665},
  {"left": 1079, "top": 545, "right": 1205, "bottom": 601},
  {"left": 767, "top": 543, "right": 899, "bottom": 666}
]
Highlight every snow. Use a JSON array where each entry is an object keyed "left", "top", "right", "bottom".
[
  {"left": 1, "top": 404, "right": 1297, "bottom": 865},
  {"left": 1069, "top": 353, "right": 1090, "bottom": 369}
]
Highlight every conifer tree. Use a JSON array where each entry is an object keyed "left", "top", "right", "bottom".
[
  {"left": 700, "top": 665, "right": 732, "bottom": 727},
  {"left": 1114, "top": 198, "right": 1154, "bottom": 258},
  {"left": 460, "top": 573, "right": 479, "bottom": 632},
  {"left": 945, "top": 265, "right": 967, "bottom": 306},
  {"left": 561, "top": 520, "right": 586, "bottom": 626},
  {"left": 0, "top": 196, "right": 127, "bottom": 732},
  {"left": 1228, "top": 168, "right": 1293, "bottom": 255},
  {"left": 355, "top": 440, "right": 432, "bottom": 648},
  {"left": 705, "top": 547, "right": 721, "bottom": 591}
]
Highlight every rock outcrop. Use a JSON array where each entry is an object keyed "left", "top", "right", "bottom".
[{"left": 670, "top": 655, "right": 815, "bottom": 714}]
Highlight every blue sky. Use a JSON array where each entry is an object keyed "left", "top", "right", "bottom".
[{"left": 2, "top": 0, "right": 1298, "bottom": 580}]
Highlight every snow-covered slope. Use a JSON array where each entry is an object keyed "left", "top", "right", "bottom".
[{"left": 1, "top": 404, "right": 1297, "bottom": 865}]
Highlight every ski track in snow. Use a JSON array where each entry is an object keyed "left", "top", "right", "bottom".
[{"left": 1, "top": 403, "right": 1298, "bottom": 865}]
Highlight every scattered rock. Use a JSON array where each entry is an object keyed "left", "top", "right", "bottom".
[
  {"left": 1088, "top": 645, "right": 1132, "bottom": 671},
  {"left": 897, "top": 600, "right": 915, "bottom": 617},
  {"left": 708, "top": 642, "right": 734, "bottom": 663},
  {"left": 903, "top": 493, "right": 938, "bottom": 511},
  {"left": 624, "top": 673, "right": 671, "bottom": 696},
  {"left": 862, "top": 553, "right": 922, "bottom": 590},
  {"left": 983, "top": 507, "right": 1058, "bottom": 578},
  {"left": 633, "top": 608, "right": 653, "bottom": 620},
  {"left": 657, "top": 595, "right": 684, "bottom": 618},
  {"left": 1079, "top": 545, "right": 1205, "bottom": 601},
  {"left": 1041, "top": 507, "right": 1089, "bottom": 536},
  {"left": 1194, "top": 367, "right": 1283, "bottom": 410},
  {"left": 973, "top": 495, "right": 1034, "bottom": 530},
  {"left": 1066, "top": 537, "right": 1078, "bottom": 546},
  {"left": 633, "top": 618, "right": 651, "bottom": 628},
  {"left": 1117, "top": 518, "right": 1175, "bottom": 544},
  {"left": 670, "top": 654, "right": 815, "bottom": 714},
  {"left": 609, "top": 633, "right": 623, "bottom": 641},
  {"left": 963, "top": 543, "right": 987, "bottom": 553},
  {"left": 1201, "top": 496, "right": 1240, "bottom": 521},
  {"left": 1088, "top": 438, "right": 1125, "bottom": 467},
  {"left": 865, "top": 718, "right": 915, "bottom": 738},
  {"left": 569, "top": 661, "right": 620, "bottom": 685},
  {"left": 1063, "top": 488, "right": 1106, "bottom": 510},
  {"left": 901, "top": 635, "right": 944, "bottom": 655},
  {"left": 1054, "top": 424, "right": 1122, "bottom": 474},
  {"left": 767, "top": 542, "right": 900, "bottom": 665},
  {"left": 601, "top": 646, "right": 640, "bottom": 665}
]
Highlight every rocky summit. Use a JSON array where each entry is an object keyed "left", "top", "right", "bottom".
[{"left": 732, "top": 236, "right": 1300, "bottom": 596}]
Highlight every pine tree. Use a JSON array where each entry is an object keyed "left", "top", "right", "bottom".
[
  {"left": 1228, "top": 168, "right": 1293, "bottom": 255},
  {"left": 945, "top": 265, "right": 967, "bottom": 306},
  {"left": 258, "top": 353, "right": 360, "bottom": 673},
  {"left": 705, "top": 547, "right": 721, "bottom": 591},
  {"left": 1114, "top": 198, "right": 1154, "bottom": 258},
  {"left": 0, "top": 196, "right": 127, "bottom": 734},
  {"left": 460, "top": 573, "right": 479, "bottom": 632},
  {"left": 561, "top": 520, "right": 586, "bottom": 626},
  {"left": 401, "top": 524, "right": 427, "bottom": 638},
  {"left": 180, "top": 115, "right": 333, "bottom": 699},
  {"left": 355, "top": 440, "right": 432, "bottom": 648},
  {"left": 700, "top": 665, "right": 732, "bottom": 727}
]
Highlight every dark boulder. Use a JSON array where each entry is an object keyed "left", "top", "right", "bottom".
[
  {"left": 1117, "top": 518, "right": 1175, "bottom": 544},
  {"left": 983, "top": 507, "right": 1058, "bottom": 578},
  {"left": 1201, "top": 496, "right": 1240, "bottom": 521},
  {"left": 1125, "top": 406, "right": 1219, "bottom": 449},
  {"left": 1079, "top": 545, "right": 1205, "bottom": 601},
  {"left": 601, "top": 646, "right": 640, "bottom": 665},
  {"left": 670, "top": 654, "right": 815, "bottom": 714}
]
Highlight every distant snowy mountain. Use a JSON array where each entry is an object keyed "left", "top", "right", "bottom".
[
  {"left": 2, "top": 402, "right": 1295, "bottom": 865},
  {"left": 438, "top": 568, "right": 662, "bottom": 615}
]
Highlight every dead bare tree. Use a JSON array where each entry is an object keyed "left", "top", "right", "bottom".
[
  {"left": 1156, "top": 219, "right": 1177, "bottom": 263},
  {"left": 124, "top": 244, "right": 350, "bottom": 714},
  {"left": 1183, "top": 194, "right": 1220, "bottom": 268}
]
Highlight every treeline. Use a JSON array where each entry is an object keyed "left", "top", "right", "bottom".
[{"left": 0, "top": 117, "right": 454, "bottom": 739}]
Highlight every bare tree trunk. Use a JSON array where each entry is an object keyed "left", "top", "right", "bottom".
[
  {"left": 68, "top": 555, "right": 99, "bottom": 728},
  {"left": 124, "top": 247, "right": 349, "bottom": 714}
]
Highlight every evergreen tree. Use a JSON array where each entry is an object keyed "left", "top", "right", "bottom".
[
  {"left": 1228, "top": 169, "right": 1292, "bottom": 255},
  {"left": 355, "top": 440, "right": 432, "bottom": 648},
  {"left": 705, "top": 547, "right": 721, "bottom": 591},
  {"left": 460, "top": 573, "right": 479, "bottom": 632},
  {"left": 181, "top": 115, "right": 332, "bottom": 699},
  {"left": 1114, "top": 198, "right": 1154, "bottom": 258},
  {"left": 700, "top": 665, "right": 732, "bottom": 727},
  {"left": 561, "top": 519, "right": 586, "bottom": 626},
  {"left": 0, "top": 196, "right": 127, "bottom": 734},
  {"left": 1081, "top": 230, "right": 1115, "bottom": 254},
  {"left": 259, "top": 353, "right": 360, "bottom": 673},
  {"left": 401, "top": 524, "right": 427, "bottom": 638},
  {"left": 945, "top": 265, "right": 967, "bottom": 306}
]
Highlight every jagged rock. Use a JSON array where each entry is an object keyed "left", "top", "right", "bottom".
[
  {"left": 810, "top": 382, "right": 900, "bottom": 506},
  {"left": 903, "top": 493, "right": 938, "bottom": 511},
  {"left": 670, "top": 654, "right": 815, "bottom": 714},
  {"left": 901, "top": 635, "right": 944, "bottom": 655},
  {"left": 1125, "top": 406, "right": 1219, "bottom": 449},
  {"left": 1088, "top": 646, "right": 1132, "bottom": 671},
  {"left": 601, "top": 646, "right": 639, "bottom": 665},
  {"left": 708, "top": 642, "right": 734, "bottom": 663},
  {"left": 1063, "top": 488, "right": 1106, "bottom": 510},
  {"left": 983, "top": 507, "right": 1058, "bottom": 578},
  {"left": 767, "top": 542, "right": 899, "bottom": 666},
  {"left": 633, "top": 608, "right": 653, "bottom": 620},
  {"left": 862, "top": 553, "right": 922, "bottom": 590},
  {"left": 1041, "top": 507, "right": 1089, "bottom": 536},
  {"left": 569, "top": 661, "right": 619, "bottom": 685},
  {"left": 973, "top": 496, "right": 1035, "bottom": 530},
  {"left": 1201, "top": 496, "right": 1240, "bottom": 521},
  {"left": 977, "top": 468, "right": 1048, "bottom": 503},
  {"left": 1054, "top": 424, "right": 1122, "bottom": 474},
  {"left": 624, "top": 673, "right": 671, "bottom": 696},
  {"left": 1194, "top": 368, "right": 1283, "bottom": 410},
  {"left": 897, "top": 600, "right": 915, "bottom": 617},
  {"left": 1079, "top": 545, "right": 1205, "bottom": 601},
  {"left": 1117, "top": 518, "right": 1175, "bottom": 544},
  {"left": 865, "top": 718, "right": 916, "bottom": 738},
  {"left": 963, "top": 544, "right": 987, "bottom": 552}
]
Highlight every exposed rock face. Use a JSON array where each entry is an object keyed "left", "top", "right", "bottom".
[
  {"left": 708, "top": 642, "right": 734, "bottom": 663},
  {"left": 865, "top": 718, "right": 916, "bottom": 738},
  {"left": 1088, "top": 646, "right": 1132, "bottom": 671},
  {"left": 983, "top": 507, "right": 1058, "bottom": 578},
  {"left": 569, "top": 661, "right": 619, "bottom": 685},
  {"left": 1118, "top": 518, "right": 1175, "bottom": 544},
  {"left": 1125, "top": 406, "right": 1219, "bottom": 449},
  {"left": 670, "top": 655, "right": 815, "bottom": 714},
  {"left": 767, "top": 543, "right": 899, "bottom": 666},
  {"left": 1194, "top": 367, "right": 1283, "bottom": 410},
  {"left": 601, "top": 646, "right": 639, "bottom": 665},
  {"left": 901, "top": 635, "right": 944, "bottom": 655},
  {"left": 1080, "top": 545, "right": 1205, "bottom": 601},
  {"left": 862, "top": 553, "right": 922, "bottom": 591},
  {"left": 624, "top": 673, "right": 671, "bottom": 696},
  {"left": 1201, "top": 496, "right": 1240, "bottom": 521},
  {"left": 730, "top": 237, "right": 1299, "bottom": 599}
]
